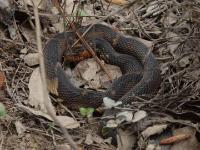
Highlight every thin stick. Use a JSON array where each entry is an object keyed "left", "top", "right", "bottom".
[
  {"left": 53, "top": 0, "right": 113, "bottom": 81},
  {"left": 66, "top": 18, "right": 113, "bottom": 81},
  {"left": 33, "top": 2, "right": 78, "bottom": 150}
]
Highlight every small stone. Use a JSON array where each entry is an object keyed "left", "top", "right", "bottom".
[
  {"left": 20, "top": 48, "right": 28, "bottom": 54},
  {"left": 85, "top": 134, "right": 93, "bottom": 145},
  {"left": 24, "top": 53, "right": 39, "bottom": 66}
]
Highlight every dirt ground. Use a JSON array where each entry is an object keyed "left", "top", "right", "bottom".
[{"left": 0, "top": 0, "right": 200, "bottom": 149}]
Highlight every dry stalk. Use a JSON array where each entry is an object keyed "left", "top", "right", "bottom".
[{"left": 32, "top": 1, "right": 78, "bottom": 150}]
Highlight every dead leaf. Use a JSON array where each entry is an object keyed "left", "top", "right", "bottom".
[
  {"left": 28, "top": 68, "right": 46, "bottom": 110},
  {"left": 17, "top": 104, "right": 80, "bottom": 129},
  {"left": 106, "top": 120, "right": 118, "bottom": 128},
  {"left": 132, "top": 110, "right": 147, "bottom": 123},
  {"left": 117, "top": 111, "right": 133, "bottom": 122},
  {"left": 28, "top": 67, "right": 56, "bottom": 114},
  {"left": 73, "top": 58, "right": 122, "bottom": 90},
  {"left": 103, "top": 97, "right": 122, "bottom": 108},
  {"left": 117, "top": 128, "right": 136, "bottom": 150},
  {"left": 142, "top": 124, "right": 168, "bottom": 138},
  {"left": 56, "top": 116, "right": 80, "bottom": 129}
]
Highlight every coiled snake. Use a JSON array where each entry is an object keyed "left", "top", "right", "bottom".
[{"left": 43, "top": 24, "right": 161, "bottom": 109}]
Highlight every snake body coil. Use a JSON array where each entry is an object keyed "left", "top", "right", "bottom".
[{"left": 43, "top": 24, "right": 161, "bottom": 109}]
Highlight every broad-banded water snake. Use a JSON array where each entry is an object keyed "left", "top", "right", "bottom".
[{"left": 43, "top": 24, "right": 161, "bottom": 109}]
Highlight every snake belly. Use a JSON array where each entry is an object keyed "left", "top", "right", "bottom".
[{"left": 43, "top": 24, "right": 161, "bottom": 109}]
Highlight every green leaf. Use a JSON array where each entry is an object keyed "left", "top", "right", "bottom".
[
  {"left": 79, "top": 107, "right": 94, "bottom": 117},
  {"left": 0, "top": 103, "right": 6, "bottom": 117}
]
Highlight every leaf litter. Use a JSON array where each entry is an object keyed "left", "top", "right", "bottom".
[{"left": 0, "top": 0, "right": 200, "bottom": 149}]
